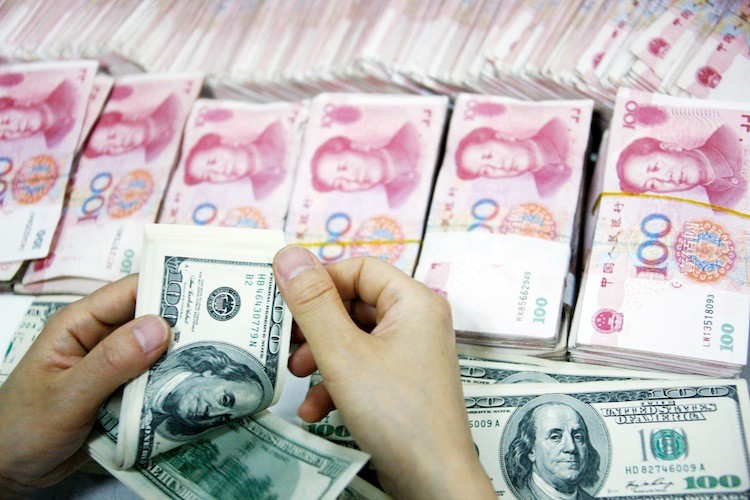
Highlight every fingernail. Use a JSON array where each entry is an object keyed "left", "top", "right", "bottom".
[
  {"left": 133, "top": 315, "right": 168, "bottom": 353},
  {"left": 276, "top": 246, "right": 316, "bottom": 280}
]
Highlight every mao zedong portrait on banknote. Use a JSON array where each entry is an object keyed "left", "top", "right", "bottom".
[
  {"left": 0, "top": 78, "right": 75, "bottom": 146},
  {"left": 310, "top": 122, "right": 420, "bottom": 208},
  {"left": 504, "top": 398, "right": 604, "bottom": 500},
  {"left": 142, "top": 343, "right": 266, "bottom": 441},
  {"left": 183, "top": 121, "right": 286, "bottom": 200},
  {"left": 616, "top": 124, "right": 744, "bottom": 209},
  {"left": 84, "top": 91, "right": 178, "bottom": 161},
  {"left": 454, "top": 117, "right": 571, "bottom": 198}
]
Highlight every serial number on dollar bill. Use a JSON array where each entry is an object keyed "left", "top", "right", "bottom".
[{"left": 624, "top": 463, "right": 706, "bottom": 475}]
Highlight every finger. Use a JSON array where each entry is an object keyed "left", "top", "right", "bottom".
[
  {"left": 48, "top": 274, "right": 140, "bottom": 352},
  {"left": 288, "top": 341, "right": 317, "bottom": 377},
  {"left": 291, "top": 323, "right": 306, "bottom": 344},
  {"left": 324, "top": 257, "right": 421, "bottom": 320},
  {"left": 298, "top": 382, "right": 336, "bottom": 423},
  {"left": 351, "top": 300, "right": 377, "bottom": 327},
  {"left": 274, "top": 246, "right": 360, "bottom": 357},
  {"left": 64, "top": 314, "right": 170, "bottom": 412}
]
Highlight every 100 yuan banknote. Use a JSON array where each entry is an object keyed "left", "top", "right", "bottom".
[
  {"left": 286, "top": 93, "right": 447, "bottom": 274},
  {"left": 116, "top": 225, "right": 292, "bottom": 468},
  {"left": 0, "top": 60, "right": 97, "bottom": 263},
  {"left": 465, "top": 379, "right": 750, "bottom": 498},
  {"left": 573, "top": 88, "right": 749, "bottom": 374},
  {"left": 160, "top": 98, "right": 307, "bottom": 229},
  {"left": 22, "top": 73, "right": 202, "bottom": 290},
  {"left": 415, "top": 95, "right": 593, "bottom": 341}
]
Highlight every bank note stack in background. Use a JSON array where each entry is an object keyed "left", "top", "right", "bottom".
[
  {"left": 159, "top": 99, "right": 307, "bottom": 229},
  {"left": 1, "top": 1, "right": 749, "bottom": 116},
  {"left": 286, "top": 93, "right": 447, "bottom": 273},
  {"left": 570, "top": 88, "right": 749, "bottom": 377},
  {"left": 414, "top": 95, "right": 593, "bottom": 356},
  {"left": 0, "top": 61, "right": 98, "bottom": 287},
  {"left": 16, "top": 73, "right": 201, "bottom": 295}
]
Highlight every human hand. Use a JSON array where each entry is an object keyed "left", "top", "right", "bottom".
[
  {"left": 0, "top": 275, "right": 170, "bottom": 498},
  {"left": 273, "top": 247, "right": 495, "bottom": 499}
]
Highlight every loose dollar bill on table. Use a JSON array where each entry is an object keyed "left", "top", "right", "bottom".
[
  {"left": 458, "top": 356, "right": 700, "bottom": 385},
  {"left": 307, "top": 354, "right": 698, "bottom": 448},
  {"left": 464, "top": 379, "right": 750, "bottom": 499}
]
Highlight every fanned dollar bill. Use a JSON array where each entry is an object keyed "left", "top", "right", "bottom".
[
  {"left": 464, "top": 379, "right": 750, "bottom": 498},
  {"left": 0, "top": 294, "right": 80, "bottom": 385},
  {"left": 116, "top": 224, "right": 293, "bottom": 468},
  {"left": 89, "top": 402, "right": 369, "bottom": 500}
]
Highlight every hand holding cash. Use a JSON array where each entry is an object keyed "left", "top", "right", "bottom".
[
  {"left": 0, "top": 224, "right": 497, "bottom": 498},
  {"left": 0, "top": 275, "right": 170, "bottom": 497},
  {"left": 275, "top": 247, "right": 495, "bottom": 498}
]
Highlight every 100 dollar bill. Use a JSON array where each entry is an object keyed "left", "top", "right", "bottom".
[
  {"left": 116, "top": 224, "right": 292, "bottom": 468},
  {"left": 464, "top": 379, "right": 750, "bottom": 498},
  {"left": 90, "top": 403, "right": 369, "bottom": 500}
]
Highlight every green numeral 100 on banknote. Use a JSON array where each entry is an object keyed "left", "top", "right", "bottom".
[{"left": 685, "top": 475, "right": 741, "bottom": 490}]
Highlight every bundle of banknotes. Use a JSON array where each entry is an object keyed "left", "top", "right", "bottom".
[
  {"left": 414, "top": 94, "right": 593, "bottom": 355},
  {"left": 286, "top": 93, "right": 447, "bottom": 274},
  {"left": 570, "top": 88, "right": 749, "bottom": 378},
  {"left": 1, "top": 1, "right": 749, "bottom": 114},
  {"left": 0, "top": 224, "right": 377, "bottom": 500}
]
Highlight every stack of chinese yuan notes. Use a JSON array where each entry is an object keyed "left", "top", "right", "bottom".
[
  {"left": 570, "top": 88, "right": 749, "bottom": 377},
  {"left": 414, "top": 94, "right": 593, "bottom": 357},
  {"left": 286, "top": 93, "right": 447, "bottom": 274}
]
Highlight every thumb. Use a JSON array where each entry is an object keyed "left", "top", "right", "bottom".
[
  {"left": 68, "top": 314, "right": 170, "bottom": 410},
  {"left": 273, "top": 246, "right": 358, "bottom": 357}
]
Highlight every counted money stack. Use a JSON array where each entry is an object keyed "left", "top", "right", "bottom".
[
  {"left": 414, "top": 94, "right": 593, "bottom": 354},
  {"left": 114, "top": 224, "right": 293, "bottom": 466},
  {"left": 570, "top": 88, "right": 749, "bottom": 377},
  {"left": 0, "top": 61, "right": 98, "bottom": 286},
  {"left": 159, "top": 99, "right": 307, "bottom": 229},
  {"left": 17, "top": 73, "right": 201, "bottom": 295},
  {"left": 465, "top": 378, "right": 750, "bottom": 498},
  {"left": 286, "top": 93, "right": 447, "bottom": 273},
  {"left": 85, "top": 224, "right": 370, "bottom": 498}
]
